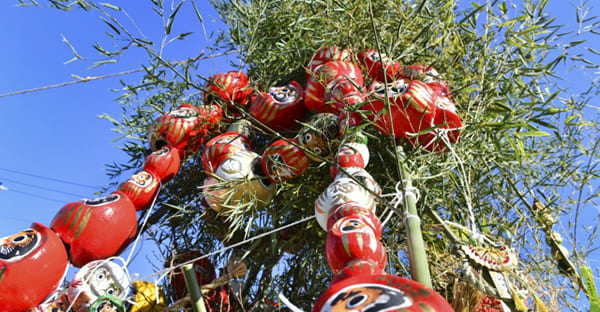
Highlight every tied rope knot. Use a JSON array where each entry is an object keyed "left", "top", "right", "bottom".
[{"left": 380, "top": 180, "right": 420, "bottom": 226}]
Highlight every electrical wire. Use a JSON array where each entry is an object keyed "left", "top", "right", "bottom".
[
  {"left": 4, "top": 189, "right": 67, "bottom": 204},
  {"left": 0, "top": 177, "right": 89, "bottom": 198},
  {"left": 0, "top": 167, "right": 98, "bottom": 190}
]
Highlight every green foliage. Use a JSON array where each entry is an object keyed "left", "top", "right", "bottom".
[{"left": 23, "top": 0, "right": 600, "bottom": 310}]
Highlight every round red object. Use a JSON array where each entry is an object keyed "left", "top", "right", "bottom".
[
  {"left": 117, "top": 170, "right": 161, "bottom": 211},
  {"left": 203, "top": 71, "right": 252, "bottom": 114},
  {"left": 249, "top": 81, "right": 306, "bottom": 131},
  {"left": 326, "top": 202, "right": 382, "bottom": 237},
  {"left": 197, "top": 104, "right": 224, "bottom": 131},
  {"left": 312, "top": 274, "right": 454, "bottom": 312},
  {"left": 330, "top": 261, "right": 386, "bottom": 285},
  {"left": 0, "top": 223, "right": 69, "bottom": 312},
  {"left": 305, "top": 61, "right": 364, "bottom": 114},
  {"left": 365, "top": 80, "right": 436, "bottom": 139},
  {"left": 143, "top": 145, "right": 181, "bottom": 183},
  {"left": 329, "top": 142, "right": 369, "bottom": 178},
  {"left": 325, "top": 216, "right": 387, "bottom": 274},
  {"left": 202, "top": 132, "right": 252, "bottom": 173},
  {"left": 148, "top": 104, "right": 208, "bottom": 158},
  {"left": 358, "top": 49, "right": 402, "bottom": 82},
  {"left": 169, "top": 251, "right": 216, "bottom": 300},
  {"left": 306, "top": 46, "right": 352, "bottom": 79},
  {"left": 261, "top": 138, "right": 310, "bottom": 183},
  {"left": 51, "top": 192, "right": 137, "bottom": 267}
]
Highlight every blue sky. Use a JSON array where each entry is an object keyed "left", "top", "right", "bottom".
[
  {"left": 0, "top": 0, "right": 599, "bottom": 305},
  {"left": 0, "top": 0, "right": 233, "bottom": 280}
]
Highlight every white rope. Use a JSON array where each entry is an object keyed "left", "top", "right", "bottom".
[
  {"left": 65, "top": 256, "right": 132, "bottom": 312},
  {"left": 278, "top": 293, "right": 305, "bottom": 312},
  {"left": 124, "top": 180, "right": 163, "bottom": 267},
  {"left": 380, "top": 180, "right": 420, "bottom": 227},
  {"left": 139, "top": 215, "right": 316, "bottom": 280}
]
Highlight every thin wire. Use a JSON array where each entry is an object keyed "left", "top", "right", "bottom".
[
  {"left": 5, "top": 189, "right": 67, "bottom": 204},
  {"left": 140, "top": 215, "right": 316, "bottom": 281},
  {"left": 0, "top": 177, "right": 88, "bottom": 198},
  {"left": 0, "top": 167, "right": 98, "bottom": 189}
]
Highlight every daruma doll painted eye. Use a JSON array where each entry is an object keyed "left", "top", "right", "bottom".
[
  {"left": 312, "top": 274, "right": 454, "bottom": 312},
  {"left": 117, "top": 170, "right": 160, "bottom": 211},
  {"left": 147, "top": 104, "right": 207, "bottom": 158},
  {"left": 305, "top": 61, "right": 364, "bottom": 114},
  {"left": 51, "top": 192, "right": 137, "bottom": 267},
  {"left": 67, "top": 260, "right": 130, "bottom": 312},
  {"left": 325, "top": 216, "right": 387, "bottom": 274},
  {"left": 358, "top": 49, "right": 402, "bottom": 82},
  {"left": 297, "top": 113, "right": 341, "bottom": 162},
  {"left": 142, "top": 145, "right": 181, "bottom": 183},
  {"left": 0, "top": 223, "right": 69, "bottom": 312}
]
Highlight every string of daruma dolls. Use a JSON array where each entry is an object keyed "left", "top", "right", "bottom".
[{"left": 0, "top": 46, "right": 462, "bottom": 312}]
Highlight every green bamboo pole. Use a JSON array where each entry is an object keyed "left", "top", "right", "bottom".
[
  {"left": 396, "top": 145, "right": 432, "bottom": 287},
  {"left": 182, "top": 263, "right": 207, "bottom": 312}
]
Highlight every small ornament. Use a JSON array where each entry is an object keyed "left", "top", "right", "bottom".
[
  {"left": 312, "top": 274, "right": 454, "bottom": 312},
  {"left": 203, "top": 71, "right": 252, "bottom": 114},
  {"left": 127, "top": 281, "right": 167, "bottom": 312},
  {"left": 365, "top": 79, "right": 435, "bottom": 139},
  {"left": 249, "top": 81, "right": 306, "bottom": 131},
  {"left": 358, "top": 49, "right": 402, "bottom": 82},
  {"left": 142, "top": 145, "right": 181, "bottom": 183},
  {"left": 325, "top": 216, "right": 387, "bottom": 274},
  {"left": 89, "top": 296, "right": 126, "bottom": 312},
  {"left": 261, "top": 138, "right": 310, "bottom": 183},
  {"left": 305, "top": 46, "right": 352, "bottom": 79},
  {"left": 68, "top": 260, "right": 130, "bottom": 312},
  {"left": 202, "top": 132, "right": 253, "bottom": 173},
  {"left": 147, "top": 104, "right": 208, "bottom": 158},
  {"left": 203, "top": 151, "right": 275, "bottom": 213},
  {"left": 117, "top": 170, "right": 160, "bottom": 211},
  {"left": 326, "top": 202, "right": 382, "bottom": 237},
  {"left": 460, "top": 244, "right": 517, "bottom": 272},
  {"left": 333, "top": 167, "right": 379, "bottom": 192},
  {"left": 330, "top": 142, "right": 370, "bottom": 178},
  {"left": 315, "top": 178, "right": 379, "bottom": 230},
  {"left": 305, "top": 61, "right": 364, "bottom": 113},
  {"left": 297, "top": 113, "right": 341, "bottom": 162},
  {"left": 51, "top": 192, "right": 137, "bottom": 267},
  {"left": 0, "top": 223, "right": 69, "bottom": 312}
]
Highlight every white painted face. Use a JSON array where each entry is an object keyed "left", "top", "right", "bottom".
[
  {"left": 315, "top": 178, "right": 378, "bottom": 230},
  {"left": 319, "top": 283, "right": 413, "bottom": 312},
  {"left": 373, "top": 80, "right": 408, "bottom": 98},
  {"left": 169, "top": 106, "right": 198, "bottom": 120},
  {"left": 268, "top": 84, "right": 298, "bottom": 105},
  {"left": 0, "top": 228, "right": 40, "bottom": 262},
  {"left": 68, "top": 260, "right": 130, "bottom": 312}
]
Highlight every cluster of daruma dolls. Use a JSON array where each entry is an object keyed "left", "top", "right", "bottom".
[{"left": 0, "top": 46, "right": 462, "bottom": 312}]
